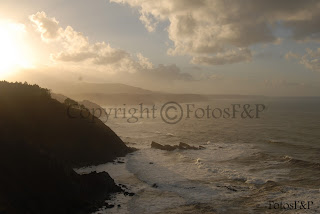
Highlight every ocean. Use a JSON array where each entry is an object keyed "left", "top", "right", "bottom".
[{"left": 76, "top": 97, "right": 320, "bottom": 213}]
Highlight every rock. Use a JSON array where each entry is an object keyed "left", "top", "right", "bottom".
[
  {"left": 178, "top": 142, "right": 199, "bottom": 150},
  {"left": 125, "top": 141, "right": 136, "bottom": 145},
  {"left": 151, "top": 141, "right": 203, "bottom": 151},
  {"left": 81, "top": 171, "right": 122, "bottom": 193},
  {"left": 178, "top": 142, "right": 191, "bottom": 149},
  {"left": 151, "top": 141, "right": 176, "bottom": 151},
  {"left": 152, "top": 183, "right": 158, "bottom": 188},
  {"left": 149, "top": 162, "right": 154, "bottom": 164},
  {"left": 124, "top": 191, "right": 135, "bottom": 196},
  {"left": 117, "top": 204, "right": 121, "bottom": 208},
  {"left": 119, "top": 184, "right": 128, "bottom": 189},
  {"left": 117, "top": 160, "right": 125, "bottom": 164},
  {"left": 105, "top": 203, "right": 115, "bottom": 209},
  {"left": 219, "top": 185, "right": 237, "bottom": 192},
  {"left": 226, "top": 186, "right": 237, "bottom": 192}
]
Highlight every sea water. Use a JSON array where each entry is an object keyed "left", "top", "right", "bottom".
[{"left": 76, "top": 97, "right": 320, "bottom": 213}]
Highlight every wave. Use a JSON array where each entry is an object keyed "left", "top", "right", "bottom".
[
  {"left": 282, "top": 155, "right": 320, "bottom": 169},
  {"left": 267, "top": 138, "right": 318, "bottom": 151},
  {"left": 267, "top": 139, "right": 302, "bottom": 147},
  {"left": 268, "top": 139, "right": 289, "bottom": 144},
  {"left": 227, "top": 151, "right": 274, "bottom": 164}
]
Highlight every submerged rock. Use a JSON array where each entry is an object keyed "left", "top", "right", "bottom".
[
  {"left": 151, "top": 141, "right": 204, "bottom": 151},
  {"left": 178, "top": 142, "right": 199, "bottom": 150},
  {"left": 117, "top": 160, "right": 125, "bottom": 164},
  {"left": 123, "top": 191, "right": 135, "bottom": 196},
  {"left": 105, "top": 203, "right": 115, "bottom": 209},
  {"left": 151, "top": 141, "right": 176, "bottom": 151}
]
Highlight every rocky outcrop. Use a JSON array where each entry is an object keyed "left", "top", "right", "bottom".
[
  {"left": 151, "top": 141, "right": 205, "bottom": 151},
  {"left": 0, "top": 142, "right": 122, "bottom": 214}
]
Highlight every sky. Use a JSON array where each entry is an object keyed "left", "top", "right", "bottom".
[{"left": 1, "top": 0, "right": 320, "bottom": 96}]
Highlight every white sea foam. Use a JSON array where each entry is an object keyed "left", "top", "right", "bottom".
[
  {"left": 77, "top": 140, "right": 318, "bottom": 213},
  {"left": 93, "top": 98, "right": 320, "bottom": 213}
]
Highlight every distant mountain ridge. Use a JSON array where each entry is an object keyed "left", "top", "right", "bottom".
[
  {"left": 55, "top": 82, "right": 265, "bottom": 106},
  {"left": 59, "top": 82, "right": 153, "bottom": 95}
]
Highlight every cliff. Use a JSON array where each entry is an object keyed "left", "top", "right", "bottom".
[{"left": 0, "top": 81, "right": 133, "bottom": 214}]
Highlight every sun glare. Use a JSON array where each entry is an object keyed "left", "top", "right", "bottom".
[{"left": 0, "top": 20, "right": 33, "bottom": 78}]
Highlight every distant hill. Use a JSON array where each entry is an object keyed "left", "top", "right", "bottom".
[
  {"left": 70, "top": 93, "right": 209, "bottom": 105},
  {"left": 24, "top": 80, "right": 266, "bottom": 106},
  {"left": 33, "top": 81, "right": 267, "bottom": 109},
  {"left": 51, "top": 92, "right": 68, "bottom": 103},
  {"left": 58, "top": 82, "right": 153, "bottom": 95},
  {"left": 55, "top": 82, "right": 264, "bottom": 106},
  {"left": 0, "top": 81, "right": 133, "bottom": 214},
  {"left": 51, "top": 93, "right": 108, "bottom": 117}
]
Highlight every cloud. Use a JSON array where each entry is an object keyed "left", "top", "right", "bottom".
[
  {"left": 191, "top": 48, "right": 252, "bottom": 65},
  {"left": 29, "top": 11, "right": 153, "bottom": 73},
  {"left": 140, "top": 64, "right": 193, "bottom": 81},
  {"left": 111, "top": 0, "right": 320, "bottom": 65},
  {"left": 137, "top": 53, "right": 153, "bottom": 69},
  {"left": 285, "top": 51, "right": 299, "bottom": 60},
  {"left": 300, "top": 48, "right": 320, "bottom": 72},
  {"left": 110, "top": 63, "right": 195, "bottom": 91},
  {"left": 29, "top": 11, "right": 192, "bottom": 82},
  {"left": 286, "top": 48, "right": 320, "bottom": 72},
  {"left": 29, "top": 11, "right": 62, "bottom": 41}
]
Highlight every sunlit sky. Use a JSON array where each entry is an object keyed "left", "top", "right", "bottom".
[{"left": 1, "top": 0, "right": 320, "bottom": 96}]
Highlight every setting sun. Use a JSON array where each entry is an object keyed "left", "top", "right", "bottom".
[{"left": 0, "top": 20, "right": 33, "bottom": 78}]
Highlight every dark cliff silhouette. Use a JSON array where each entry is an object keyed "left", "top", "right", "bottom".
[{"left": 0, "top": 81, "right": 133, "bottom": 214}]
